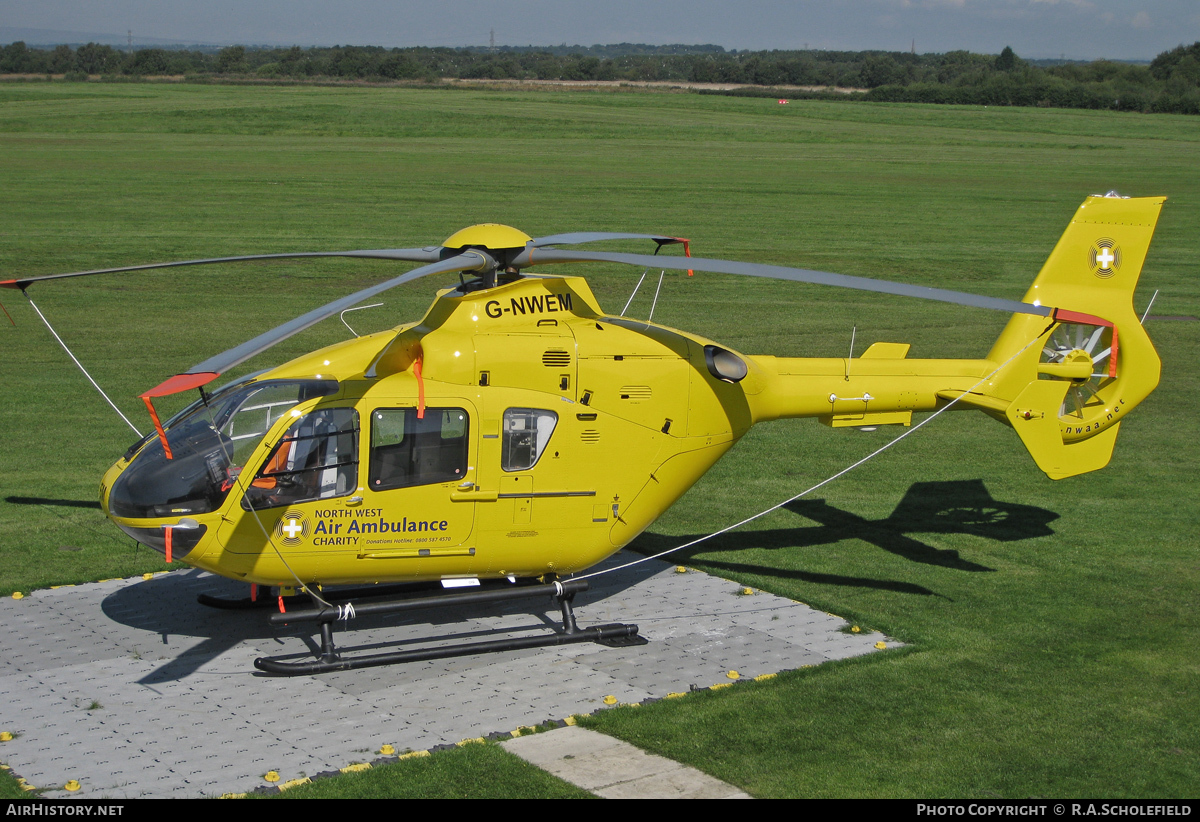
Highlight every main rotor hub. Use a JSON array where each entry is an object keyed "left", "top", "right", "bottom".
[{"left": 442, "top": 224, "right": 532, "bottom": 251}]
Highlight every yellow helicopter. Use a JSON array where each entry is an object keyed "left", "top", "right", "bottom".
[{"left": 3, "top": 193, "right": 1163, "bottom": 674}]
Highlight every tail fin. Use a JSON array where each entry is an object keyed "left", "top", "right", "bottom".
[{"left": 965, "top": 194, "right": 1164, "bottom": 479}]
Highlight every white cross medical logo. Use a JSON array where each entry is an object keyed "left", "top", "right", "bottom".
[
  {"left": 1096, "top": 247, "right": 1115, "bottom": 269},
  {"left": 278, "top": 513, "right": 307, "bottom": 544}
]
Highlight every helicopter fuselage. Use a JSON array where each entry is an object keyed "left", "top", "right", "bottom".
[{"left": 98, "top": 273, "right": 1000, "bottom": 588}]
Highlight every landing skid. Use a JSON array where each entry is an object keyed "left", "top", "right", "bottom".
[{"left": 250, "top": 579, "right": 645, "bottom": 676}]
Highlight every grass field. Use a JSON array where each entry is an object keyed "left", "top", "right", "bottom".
[{"left": 0, "top": 82, "right": 1196, "bottom": 798}]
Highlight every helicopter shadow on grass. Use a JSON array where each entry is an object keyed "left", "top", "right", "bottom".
[
  {"left": 5, "top": 495, "right": 103, "bottom": 510},
  {"left": 632, "top": 479, "right": 1059, "bottom": 597},
  {"left": 97, "top": 555, "right": 666, "bottom": 684}
]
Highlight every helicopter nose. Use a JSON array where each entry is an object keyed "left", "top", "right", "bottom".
[{"left": 112, "top": 519, "right": 207, "bottom": 562}]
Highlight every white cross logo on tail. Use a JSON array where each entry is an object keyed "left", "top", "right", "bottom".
[{"left": 1090, "top": 240, "right": 1119, "bottom": 279}]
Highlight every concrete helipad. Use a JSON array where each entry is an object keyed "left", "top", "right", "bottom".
[{"left": 0, "top": 552, "right": 894, "bottom": 798}]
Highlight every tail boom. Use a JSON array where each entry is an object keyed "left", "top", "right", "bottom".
[{"left": 744, "top": 194, "right": 1164, "bottom": 480}]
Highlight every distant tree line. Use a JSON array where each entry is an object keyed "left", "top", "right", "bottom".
[{"left": 2, "top": 40, "right": 1198, "bottom": 114}]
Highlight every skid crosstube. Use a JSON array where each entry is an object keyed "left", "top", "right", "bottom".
[{"left": 252, "top": 578, "right": 644, "bottom": 676}]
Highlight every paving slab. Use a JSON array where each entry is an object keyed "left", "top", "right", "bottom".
[
  {"left": 502, "top": 725, "right": 750, "bottom": 799},
  {"left": 0, "top": 552, "right": 895, "bottom": 798}
]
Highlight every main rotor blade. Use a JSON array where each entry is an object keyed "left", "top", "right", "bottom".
[
  {"left": 514, "top": 248, "right": 1053, "bottom": 318},
  {"left": 169, "top": 251, "right": 490, "bottom": 388},
  {"left": 1, "top": 248, "right": 446, "bottom": 291},
  {"left": 530, "top": 232, "right": 684, "bottom": 248}
]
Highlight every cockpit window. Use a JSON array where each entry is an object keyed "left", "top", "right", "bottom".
[
  {"left": 223, "top": 383, "right": 322, "bottom": 465},
  {"left": 107, "top": 378, "right": 339, "bottom": 519},
  {"left": 243, "top": 407, "right": 359, "bottom": 510}
]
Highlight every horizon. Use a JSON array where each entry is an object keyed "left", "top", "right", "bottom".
[
  {"left": 0, "top": 31, "right": 1161, "bottom": 63},
  {"left": 2, "top": 1, "right": 1197, "bottom": 63}
]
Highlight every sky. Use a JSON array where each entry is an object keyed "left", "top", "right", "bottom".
[{"left": 2, "top": 0, "right": 1197, "bottom": 61}]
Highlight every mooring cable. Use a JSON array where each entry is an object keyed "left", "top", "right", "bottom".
[
  {"left": 647, "top": 270, "right": 666, "bottom": 322},
  {"left": 24, "top": 291, "right": 143, "bottom": 436},
  {"left": 621, "top": 270, "right": 649, "bottom": 316}
]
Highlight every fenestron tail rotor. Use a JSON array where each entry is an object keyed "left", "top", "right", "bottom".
[{"left": 1042, "top": 322, "right": 1115, "bottom": 419}]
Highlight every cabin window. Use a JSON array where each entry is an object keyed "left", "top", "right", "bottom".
[
  {"left": 502, "top": 408, "right": 557, "bottom": 471},
  {"left": 243, "top": 407, "right": 359, "bottom": 510},
  {"left": 369, "top": 408, "right": 469, "bottom": 491}
]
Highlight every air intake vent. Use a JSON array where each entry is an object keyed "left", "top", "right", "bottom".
[
  {"left": 542, "top": 349, "right": 571, "bottom": 367},
  {"left": 619, "top": 385, "right": 652, "bottom": 401},
  {"left": 581, "top": 430, "right": 601, "bottom": 443}
]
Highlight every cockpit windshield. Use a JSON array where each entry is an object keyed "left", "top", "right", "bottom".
[{"left": 107, "top": 378, "right": 339, "bottom": 519}]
